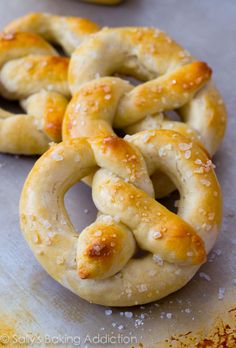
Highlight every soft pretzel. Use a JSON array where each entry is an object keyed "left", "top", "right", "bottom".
[
  {"left": 20, "top": 76, "right": 222, "bottom": 306},
  {"left": 0, "top": 14, "right": 99, "bottom": 154}
]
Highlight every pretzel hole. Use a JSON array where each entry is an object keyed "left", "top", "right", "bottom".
[
  {"left": 0, "top": 95, "right": 24, "bottom": 115},
  {"left": 133, "top": 248, "right": 149, "bottom": 259},
  {"left": 114, "top": 73, "right": 141, "bottom": 86},
  {"left": 64, "top": 181, "right": 97, "bottom": 233},
  {"left": 113, "top": 127, "right": 126, "bottom": 138},
  {"left": 51, "top": 43, "right": 67, "bottom": 57},
  {"left": 165, "top": 110, "right": 181, "bottom": 122},
  {"left": 158, "top": 189, "right": 180, "bottom": 215}
]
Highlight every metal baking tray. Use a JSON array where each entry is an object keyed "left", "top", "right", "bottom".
[{"left": 0, "top": 0, "right": 235, "bottom": 347}]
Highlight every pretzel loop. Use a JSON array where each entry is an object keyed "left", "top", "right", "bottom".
[
  {"left": 5, "top": 13, "right": 100, "bottom": 54},
  {"left": 20, "top": 129, "right": 221, "bottom": 306}
]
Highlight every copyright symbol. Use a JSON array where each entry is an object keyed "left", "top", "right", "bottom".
[{"left": 0, "top": 334, "right": 10, "bottom": 344}]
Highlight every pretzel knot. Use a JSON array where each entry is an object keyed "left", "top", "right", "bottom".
[
  {"left": 20, "top": 77, "right": 222, "bottom": 306},
  {"left": 0, "top": 13, "right": 99, "bottom": 154},
  {"left": 68, "top": 26, "right": 226, "bottom": 198}
]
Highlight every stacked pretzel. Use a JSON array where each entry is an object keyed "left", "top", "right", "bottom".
[
  {"left": 0, "top": 13, "right": 99, "bottom": 154},
  {"left": 1, "top": 13, "right": 226, "bottom": 306}
]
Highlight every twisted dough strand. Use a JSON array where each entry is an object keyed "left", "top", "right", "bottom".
[{"left": 5, "top": 13, "right": 100, "bottom": 54}]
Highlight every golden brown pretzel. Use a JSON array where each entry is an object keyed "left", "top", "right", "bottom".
[
  {"left": 20, "top": 76, "right": 222, "bottom": 306},
  {"left": 0, "top": 14, "right": 99, "bottom": 154}
]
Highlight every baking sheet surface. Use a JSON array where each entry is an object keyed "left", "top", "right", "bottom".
[{"left": 0, "top": 1, "right": 235, "bottom": 347}]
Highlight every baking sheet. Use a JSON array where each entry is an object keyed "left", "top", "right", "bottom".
[{"left": 0, "top": 0, "right": 235, "bottom": 347}]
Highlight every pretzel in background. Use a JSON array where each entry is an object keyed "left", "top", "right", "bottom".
[{"left": 0, "top": 13, "right": 99, "bottom": 154}]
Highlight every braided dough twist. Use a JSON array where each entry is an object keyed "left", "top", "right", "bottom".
[
  {"left": 0, "top": 14, "right": 99, "bottom": 154},
  {"left": 69, "top": 26, "right": 226, "bottom": 197},
  {"left": 70, "top": 27, "right": 226, "bottom": 156},
  {"left": 20, "top": 77, "right": 222, "bottom": 306},
  {"left": 65, "top": 63, "right": 215, "bottom": 197}
]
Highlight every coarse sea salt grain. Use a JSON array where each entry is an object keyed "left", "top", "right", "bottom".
[
  {"left": 215, "top": 249, "right": 222, "bottom": 256},
  {"left": 135, "top": 319, "right": 144, "bottom": 328},
  {"left": 153, "top": 254, "right": 163, "bottom": 265},
  {"left": 185, "top": 150, "right": 191, "bottom": 159},
  {"left": 49, "top": 142, "right": 56, "bottom": 147},
  {"left": 200, "top": 179, "right": 211, "bottom": 187},
  {"left": 159, "top": 148, "right": 167, "bottom": 157},
  {"left": 105, "top": 309, "right": 112, "bottom": 316},
  {"left": 33, "top": 234, "right": 39, "bottom": 244},
  {"left": 151, "top": 229, "right": 162, "bottom": 239},
  {"left": 178, "top": 142, "right": 192, "bottom": 151},
  {"left": 208, "top": 212, "right": 215, "bottom": 221},
  {"left": 166, "top": 313, "right": 173, "bottom": 319},
  {"left": 199, "top": 272, "right": 211, "bottom": 281},
  {"left": 138, "top": 284, "right": 148, "bottom": 293},
  {"left": 218, "top": 287, "right": 225, "bottom": 300},
  {"left": 195, "top": 159, "right": 202, "bottom": 165},
  {"left": 124, "top": 312, "right": 133, "bottom": 319},
  {"left": 51, "top": 152, "right": 63, "bottom": 161},
  {"left": 185, "top": 308, "right": 191, "bottom": 314},
  {"left": 118, "top": 325, "right": 124, "bottom": 330},
  {"left": 94, "top": 230, "right": 102, "bottom": 237},
  {"left": 56, "top": 256, "right": 65, "bottom": 265},
  {"left": 100, "top": 215, "right": 113, "bottom": 223}
]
